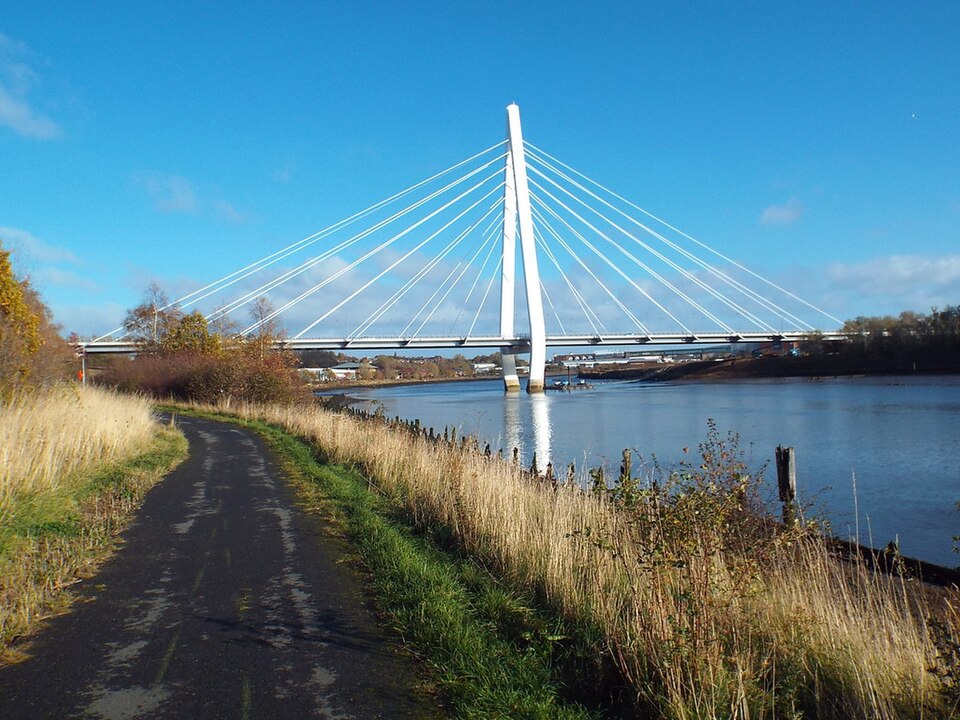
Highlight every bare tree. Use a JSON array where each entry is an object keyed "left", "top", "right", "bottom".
[{"left": 123, "top": 283, "right": 182, "bottom": 352}]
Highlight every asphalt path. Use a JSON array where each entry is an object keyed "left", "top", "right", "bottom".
[{"left": 0, "top": 415, "right": 442, "bottom": 719}]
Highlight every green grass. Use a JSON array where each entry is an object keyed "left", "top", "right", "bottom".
[{"left": 179, "top": 408, "right": 606, "bottom": 719}]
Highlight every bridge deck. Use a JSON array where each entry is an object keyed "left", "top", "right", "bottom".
[{"left": 80, "top": 332, "right": 844, "bottom": 354}]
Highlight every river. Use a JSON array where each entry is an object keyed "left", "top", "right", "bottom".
[{"left": 340, "top": 375, "right": 960, "bottom": 567}]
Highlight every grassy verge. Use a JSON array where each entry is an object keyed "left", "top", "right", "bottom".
[
  {"left": 176, "top": 407, "right": 604, "bottom": 719},
  {"left": 0, "top": 394, "right": 187, "bottom": 664},
  {"left": 178, "top": 400, "right": 959, "bottom": 719}
]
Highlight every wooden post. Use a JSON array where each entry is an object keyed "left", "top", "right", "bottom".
[
  {"left": 619, "top": 448, "right": 632, "bottom": 485},
  {"left": 775, "top": 445, "right": 797, "bottom": 526}
]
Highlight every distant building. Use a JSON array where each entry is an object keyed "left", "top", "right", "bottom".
[
  {"left": 553, "top": 353, "right": 597, "bottom": 366},
  {"left": 472, "top": 362, "right": 497, "bottom": 373},
  {"left": 329, "top": 362, "right": 361, "bottom": 380}
]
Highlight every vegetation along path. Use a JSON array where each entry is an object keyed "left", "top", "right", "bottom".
[{"left": 0, "top": 414, "right": 440, "bottom": 719}]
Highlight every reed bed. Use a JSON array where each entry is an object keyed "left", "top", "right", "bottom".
[
  {"left": 1, "top": 385, "right": 183, "bottom": 661},
  {"left": 0, "top": 385, "right": 157, "bottom": 523},
  {"left": 215, "top": 400, "right": 954, "bottom": 719}
]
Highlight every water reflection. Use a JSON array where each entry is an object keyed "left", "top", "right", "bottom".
[
  {"left": 503, "top": 393, "right": 522, "bottom": 456},
  {"left": 530, "top": 393, "right": 552, "bottom": 466},
  {"left": 501, "top": 392, "right": 553, "bottom": 467}
]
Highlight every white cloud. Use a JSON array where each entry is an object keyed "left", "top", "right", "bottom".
[
  {"left": 0, "top": 33, "right": 62, "bottom": 139},
  {"left": 143, "top": 174, "right": 200, "bottom": 214},
  {"left": 139, "top": 173, "right": 250, "bottom": 224},
  {"left": 805, "top": 253, "right": 960, "bottom": 319},
  {"left": 273, "top": 164, "right": 294, "bottom": 183},
  {"left": 52, "top": 302, "right": 127, "bottom": 339},
  {"left": 31, "top": 266, "right": 99, "bottom": 292},
  {"left": 0, "top": 226, "right": 78, "bottom": 264},
  {"left": 214, "top": 200, "right": 247, "bottom": 224},
  {"left": 759, "top": 196, "right": 803, "bottom": 226},
  {"left": 825, "top": 254, "right": 960, "bottom": 299}
]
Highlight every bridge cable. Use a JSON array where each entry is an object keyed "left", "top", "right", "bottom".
[
  {"left": 92, "top": 141, "right": 507, "bottom": 342},
  {"left": 225, "top": 156, "right": 507, "bottom": 333},
  {"left": 466, "top": 255, "right": 503, "bottom": 338},
  {"left": 530, "top": 186, "right": 697, "bottom": 332},
  {"left": 526, "top": 148, "right": 794, "bottom": 332},
  {"left": 538, "top": 275, "right": 566, "bottom": 335},
  {"left": 525, "top": 142, "right": 841, "bottom": 328},
  {"left": 411, "top": 213, "right": 503, "bottom": 338},
  {"left": 179, "top": 139, "right": 507, "bottom": 310},
  {"left": 349, "top": 199, "right": 502, "bottom": 339},
  {"left": 527, "top": 161, "right": 773, "bottom": 333},
  {"left": 435, "top": 219, "right": 503, "bottom": 338},
  {"left": 367, "top": 210, "right": 498, "bottom": 340},
  {"left": 531, "top": 201, "right": 637, "bottom": 333},
  {"left": 531, "top": 223, "right": 605, "bottom": 336},
  {"left": 242, "top": 166, "right": 504, "bottom": 337},
  {"left": 290, "top": 181, "right": 504, "bottom": 338},
  {"left": 530, "top": 179, "right": 730, "bottom": 333}
]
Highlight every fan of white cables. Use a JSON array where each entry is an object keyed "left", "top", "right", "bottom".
[{"left": 97, "top": 137, "right": 839, "bottom": 344}]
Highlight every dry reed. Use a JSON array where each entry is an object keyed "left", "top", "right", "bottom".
[
  {"left": 0, "top": 385, "right": 157, "bottom": 522},
  {"left": 210, "top": 399, "right": 951, "bottom": 719},
  {"left": 1, "top": 385, "right": 182, "bottom": 662}
]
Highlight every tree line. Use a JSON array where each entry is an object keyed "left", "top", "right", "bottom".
[
  {"left": 834, "top": 305, "right": 960, "bottom": 371},
  {"left": 99, "top": 284, "right": 306, "bottom": 404}
]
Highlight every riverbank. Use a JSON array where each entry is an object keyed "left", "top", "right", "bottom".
[
  {"left": 310, "top": 373, "right": 500, "bottom": 393},
  {"left": 579, "top": 354, "right": 960, "bottom": 382},
  {"left": 178, "top": 398, "right": 959, "bottom": 718}
]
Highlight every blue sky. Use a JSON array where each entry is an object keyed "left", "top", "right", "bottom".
[{"left": 2, "top": 2, "right": 959, "bottom": 339}]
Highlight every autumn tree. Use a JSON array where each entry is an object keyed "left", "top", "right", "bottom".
[
  {"left": 0, "top": 242, "right": 72, "bottom": 394},
  {"left": 0, "top": 245, "right": 42, "bottom": 391},
  {"left": 161, "top": 311, "right": 221, "bottom": 356}
]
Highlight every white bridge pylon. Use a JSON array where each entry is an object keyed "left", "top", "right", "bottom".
[{"left": 501, "top": 104, "right": 547, "bottom": 392}]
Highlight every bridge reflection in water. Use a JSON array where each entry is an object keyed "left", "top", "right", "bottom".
[{"left": 503, "top": 392, "right": 554, "bottom": 468}]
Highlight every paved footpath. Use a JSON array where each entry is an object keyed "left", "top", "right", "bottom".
[{"left": 0, "top": 415, "right": 443, "bottom": 719}]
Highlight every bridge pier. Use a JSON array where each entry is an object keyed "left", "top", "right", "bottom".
[{"left": 501, "top": 352, "right": 521, "bottom": 391}]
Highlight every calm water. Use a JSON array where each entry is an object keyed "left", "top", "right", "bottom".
[{"left": 343, "top": 376, "right": 960, "bottom": 567}]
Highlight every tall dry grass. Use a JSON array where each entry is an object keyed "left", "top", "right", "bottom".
[
  {"left": 213, "top": 399, "right": 953, "bottom": 718},
  {"left": 1, "top": 385, "right": 181, "bottom": 662},
  {"left": 0, "top": 385, "right": 157, "bottom": 523}
]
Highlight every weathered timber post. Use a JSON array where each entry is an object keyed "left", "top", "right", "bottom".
[
  {"left": 619, "top": 449, "right": 632, "bottom": 485},
  {"left": 530, "top": 452, "right": 539, "bottom": 477},
  {"left": 775, "top": 445, "right": 797, "bottom": 526},
  {"left": 567, "top": 461, "right": 576, "bottom": 485}
]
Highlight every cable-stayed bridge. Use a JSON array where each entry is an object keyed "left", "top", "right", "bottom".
[{"left": 83, "top": 105, "right": 843, "bottom": 392}]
